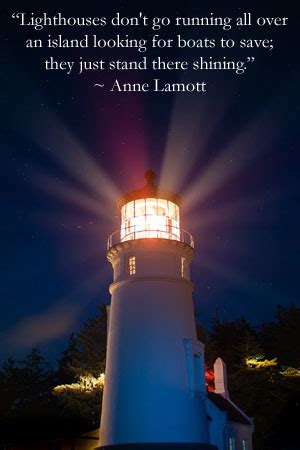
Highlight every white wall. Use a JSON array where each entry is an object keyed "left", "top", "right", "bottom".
[{"left": 100, "top": 239, "right": 211, "bottom": 446}]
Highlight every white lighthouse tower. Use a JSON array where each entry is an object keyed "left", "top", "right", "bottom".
[{"left": 98, "top": 171, "right": 216, "bottom": 450}]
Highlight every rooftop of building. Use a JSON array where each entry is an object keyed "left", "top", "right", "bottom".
[{"left": 207, "top": 392, "right": 252, "bottom": 426}]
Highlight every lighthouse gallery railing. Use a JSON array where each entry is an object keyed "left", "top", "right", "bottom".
[{"left": 107, "top": 228, "right": 195, "bottom": 250}]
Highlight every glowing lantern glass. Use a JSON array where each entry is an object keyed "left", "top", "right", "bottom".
[{"left": 120, "top": 197, "right": 180, "bottom": 242}]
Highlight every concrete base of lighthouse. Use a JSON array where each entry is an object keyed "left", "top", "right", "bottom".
[{"left": 95, "top": 444, "right": 217, "bottom": 450}]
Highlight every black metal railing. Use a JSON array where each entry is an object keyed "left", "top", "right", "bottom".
[{"left": 107, "top": 228, "right": 194, "bottom": 250}]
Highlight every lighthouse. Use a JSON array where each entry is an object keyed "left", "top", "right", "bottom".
[{"left": 98, "top": 171, "right": 216, "bottom": 450}]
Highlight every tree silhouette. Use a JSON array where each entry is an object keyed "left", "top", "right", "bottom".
[
  {"left": 57, "top": 305, "right": 107, "bottom": 381},
  {"left": 0, "top": 303, "right": 299, "bottom": 449},
  {"left": 260, "top": 304, "right": 300, "bottom": 366}
]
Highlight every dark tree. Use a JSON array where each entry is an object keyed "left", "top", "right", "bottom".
[
  {"left": 75, "top": 305, "right": 107, "bottom": 376},
  {"left": 0, "top": 348, "right": 59, "bottom": 438},
  {"left": 204, "top": 307, "right": 300, "bottom": 450},
  {"left": 58, "top": 305, "right": 107, "bottom": 379},
  {"left": 57, "top": 333, "right": 80, "bottom": 383},
  {"left": 206, "top": 315, "right": 262, "bottom": 369},
  {"left": 260, "top": 304, "right": 300, "bottom": 366},
  {"left": 53, "top": 305, "right": 108, "bottom": 430}
]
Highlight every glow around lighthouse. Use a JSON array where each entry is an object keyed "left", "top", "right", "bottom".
[{"left": 97, "top": 171, "right": 216, "bottom": 450}]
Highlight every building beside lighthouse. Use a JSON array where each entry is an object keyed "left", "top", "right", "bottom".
[
  {"left": 97, "top": 171, "right": 253, "bottom": 450},
  {"left": 207, "top": 358, "right": 253, "bottom": 450}
]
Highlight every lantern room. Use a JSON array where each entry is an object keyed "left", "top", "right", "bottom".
[
  {"left": 120, "top": 197, "right": 180, "bottom": 241},
  {"left": 107, "top": 170, "right": 194, "bottom": 249}
]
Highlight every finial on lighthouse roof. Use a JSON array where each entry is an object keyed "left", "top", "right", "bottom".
[
  {"left": 144, "top": 169, "right": 156, "bottom": 188},
  {"left": 118, "top": 169, "right": 182, "bottom": 208}
]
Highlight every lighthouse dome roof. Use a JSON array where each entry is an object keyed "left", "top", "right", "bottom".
[{"left": 118, "top": 170, "right": 182, "bottom": 209}]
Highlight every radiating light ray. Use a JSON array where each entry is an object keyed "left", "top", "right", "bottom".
[
  {"left": 0, "top": 271, "right": 104, "bottom": 351},
  {"left": 199, "top": 254, "right": 285, "bottom": 305},
  {"left": 11, "top": 104, "right": 120, "bottom": 206},
  {"left": 6, "top": 62, "right": 120, "bottom": 206},
  {"left": 32, "top": 171, "right": 113, "bottom": 220},
  {"left": 159, "top": 18, "right": 237, "bottom": 194},
  {"left": 182, "top": 98, "right": 286, "bottom": 211},
  {"left": 32, "top": 210, "right": 102, "bottom": 232},
  {"left": 94, "top": 84, "right": 149, "bottom": 188},
  {"left": 200, "top": 253, "right": 252, "bottom": 285},
  {"left": 30, "top": 209, "right": 113, "bottom": 273},
  {"left": 186, "top": 187, "right": 287, "bottom": 230},
  {"left": 159, "top": 86, "right": 231, "bottom": 192},
  {"left": 34, "top": 109, "right": 120, "bottom": 203}
]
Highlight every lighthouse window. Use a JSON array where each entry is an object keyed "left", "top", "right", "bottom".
[
  {"left": 181, "top": 257, "right": 187, "bottom": 278},
  {"left": 146, "top": 198, "right": 158, "bottom": 214},
  {"left": 135, "top": 199, "right": 146, "bottom": 216},
  {"left": 126, "top": 201, "right": 135, "bottom": 219},
  {"left": 158, "top": 198, "right": 168, "bottom": 216},
  {"left": 242, "top": 440, "right": 248, "bottom": 450},
  {"left": 228, "top": 437, "right": 236, "bottom": 450},
  {"left": 120, "top": 198, "right": 180, "bottom": 242},
  {"left": 167, "top": 201, "right": 176, "bottom": 220},
  {"left": 128, "top": 256, "right": 136, "bottom": 275}
]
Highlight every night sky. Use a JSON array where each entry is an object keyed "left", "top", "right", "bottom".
[{"left": 1, "top": 0, "right": 299, "bottom": 362}]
